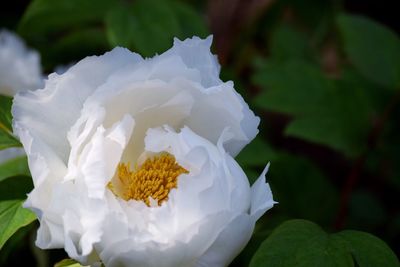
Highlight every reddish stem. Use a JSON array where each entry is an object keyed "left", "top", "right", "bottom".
[{"left": 334, "top": 90, "right": 400, "bottom": 230}]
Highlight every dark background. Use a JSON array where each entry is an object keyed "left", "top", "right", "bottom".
[{"left": 1, "top": 0, "right": 399, "bottom": 266}]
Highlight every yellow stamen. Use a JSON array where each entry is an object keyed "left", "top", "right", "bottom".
[{"left": 108, "top": 153, "right": 188, "bottom": 206}]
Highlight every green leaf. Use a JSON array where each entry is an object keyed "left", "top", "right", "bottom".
[
  {"left": 250, "top": 219, "right": 400, "bottom": 267},
  {"left": 284, "top": 70, "right": 371, "bottom": 157},
  {"left": 333, "top": 231, "right": 400, "bottom": 267},
  {"left": 0, "top": 176, "right": 33, "bottom": 201},
  {"left": 270, "top": 24, "right": 311, "bottom": 62},
  {"left": 236, "top": 138, "right": 277, "bottom": 168},
  {"left": 268, "top": 155, "right": 338, "bottom": 224},
  {"left": 337, "top": 14, "right": 400, "bottom": 89},
  {"left": 0, "top": 157, "right": 30, "bottom": 182},
  {"left": 105, "top": 6, "right": 136, "bottom": 49},
  {"left": 18, "top": 0, "right": 116, "bottom": 37},
  {"left": 232, "top": 214, "right": 289, "bottom": 267},
  {"left": 0, "top": 95, "right": 13, "bottom": 130},
  {"left": 48, "top": 27, "right": 109, "bottom": 65},
  {"left": 169, "top": 1, "right": 208, "bottom": 39},
  {"left": 54, "top": 259, "right": 86, "bottom": 267},
  {"left": 105, "top": 0, "right": 208, "bottom": 57},
  {"left": 249, "top": 220, "right": 353, "bottom": 267},
  {"left": 0, "top": 222, "right": 34, "bottom": 265},
  {"left": 0, "top": 133, "right": 21, "bottom": 150},
  {"left": 0, "top": 200, "right": 36, "bottom": 250},
  {"left": 253, "top": 61, "right": 371, "bottom": 157},
  {"left": 17, "top": 0, "right": 115, "bottom": 68},
  {"left": 0, "top": 96, "right": 21, "bottom": 150},
  {"left": 253, "top": 61, "right": 333, "bottom": 116}
]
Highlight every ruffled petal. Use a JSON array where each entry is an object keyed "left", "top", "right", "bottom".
[
  {"left": 161, "top": 36, "right": 221, "bottom": 88},
  {"left": 99, "top": 211, "right": 231, "bottom": 267},
  {"left": 12, "top": 47, "right": 142, "bottom": 163},
  {"left": 250, "top": 164, "right": 276, "bottom": 221}
]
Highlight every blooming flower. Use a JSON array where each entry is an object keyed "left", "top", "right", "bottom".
[
  {"left": 0, "top": 30, "right": 43, "bottom": 166},
  {"left": 0, "top": 29, "right": 43, "bottom": 96},
  {"left": 12, "top": 36, "right": 274, "bottom": 267}
]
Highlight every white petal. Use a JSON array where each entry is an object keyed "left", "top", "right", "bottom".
[
  {"left": 75, "top": 114, "right": 134, "bottom": 198},
  {"left": 195, "top": 214, "right": 254, "bottom": 267},
  {"left": 12, "top": 47, "right": 142, "bottom": 163},
  {"left": 162, "top": 35, "right": 221, "bottom": 88},
  {"left": 99, "top": 211, "right": 231, "bottom": 267},
  {"left": 179, "top": 79, "right": 260, "bottom": 156},
  {"left": 18, "top": 120, "right": 67, "bottom": 208},
  {"left": 250, "top": 164, "right": 276, "bottom": 221},
  {"left": 143, "top": 126, "right": 250, "bottom": 241},
  {"left": 46, "top": 179, "right": 107, "bottom": 263},
  {"left": 0, "top": 29, "right": 43, "bottom": 96}
]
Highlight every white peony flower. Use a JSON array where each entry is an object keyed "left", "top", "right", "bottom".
[
  {"left": 12, "top": 36, "right": 275, "bottom": 267},
  {"left": 0, "top": 29, "right": 43, "bottom": 96}
]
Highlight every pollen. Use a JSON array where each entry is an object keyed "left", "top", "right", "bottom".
[{"left": 108, "top": 153, "right": 188, "bottom": 206}]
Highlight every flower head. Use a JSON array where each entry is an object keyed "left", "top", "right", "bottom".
[
  {"left": 0, "top": 29, "right": 43, "bottom": 96},
  {"left": 13, "top": 36, "right": 274, "bottom": 267}
]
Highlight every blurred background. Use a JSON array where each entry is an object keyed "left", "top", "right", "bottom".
[{"left": 0, "top": 0, "right": 399, "bottom": 266}]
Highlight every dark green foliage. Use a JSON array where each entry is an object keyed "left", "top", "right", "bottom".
[
  {"left": 250, "top": 220, "right": 399, "bottom": 267},
  {"left": 106, "top": 0, "right": 208, "bottom": 57},
  {"left": 0, "top": 96, "right": 21, "bottom": 149},
  {"left": 337, "top": 14, "right": 400, "bottom": 89},
  {"left": 0, "top": 0, "right": 399, "bottom": 266}
]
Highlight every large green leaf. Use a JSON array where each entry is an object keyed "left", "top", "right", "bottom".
[
  {"left": 337, "top": 14, "right": 400, "bottom": 89},
  {"left": 0, "top": 96, "right": 21, "bottom": 150},
  {"left": 47, "top": 27, "right": 109, "bottom": 65},
  {"left": 0, "top": 157, "right": 30, "bottom": 182},
  {"left": 17, "top": 0, "right": 115, "bottom": 67},
  {"left": 0, "top": 200, "right": 36, "bottom": 250},
  {"left": 18, "top": 0, "right": 116, "bottom": 36},
  {"left": 253, "top": 61, "right": 371, "bottom": 157},
  {"left": 284, "top": 68, "right": 371, "bottom": 157},
  {"left": 105, "top": 0, "right": 208, "bottom": 57},
  {"left": 253, "top": 61, "right": 334, "bottom": 116},
  {"left": 333, "top": 231, "right": 400, "bottom": 267},
  {"left": 249, "top": 220, "right": 353, "bottom": 267},
  {"left": 250, "top": 220, "right": 400, "bottom": 267}
]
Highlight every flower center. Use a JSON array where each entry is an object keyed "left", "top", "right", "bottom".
[{"left": 108, "top": 153, "right": 188, "bottom": 206}]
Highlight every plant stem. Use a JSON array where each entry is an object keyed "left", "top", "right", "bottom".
[{"left": 334, "top": 89, "right": 400, "bottom": 230}]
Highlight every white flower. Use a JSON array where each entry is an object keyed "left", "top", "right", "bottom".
[
  {"left": 0, "top": 29, "right": 43, "bottom": 96},
  {"left": 12, "top": 36, "right": 274, "bottom": 267}
]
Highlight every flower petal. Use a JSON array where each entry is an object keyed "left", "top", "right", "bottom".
[
  {"left": 12, "top": 47, "right": 142, "bottom": 163},
  {"left": 162, "top": 36, "right": 220, "bottom": 88},
  {"left": 250, "top": 164, "right": 276, "bottom": 221},
  {"left": 0, "top": 29, "right": 43, "bottom": 96},
  {"left": 195, "top": 214, "right": 254, "bottom": 267}
]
